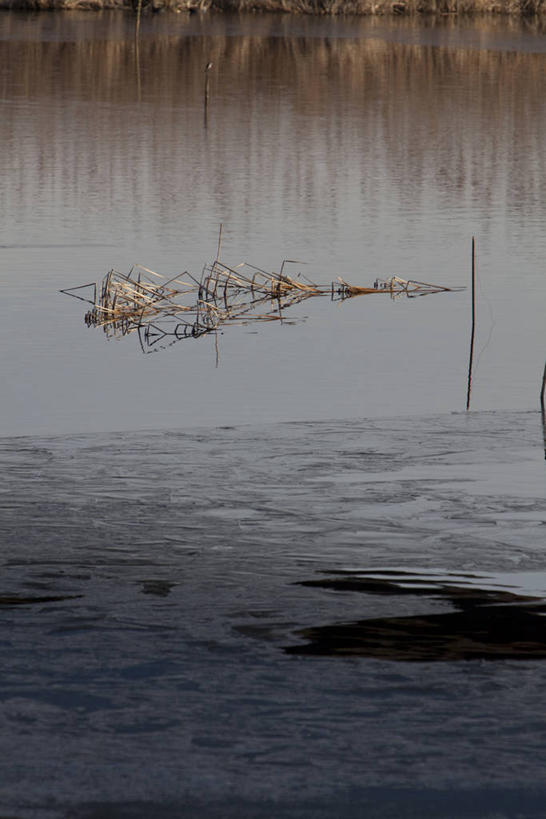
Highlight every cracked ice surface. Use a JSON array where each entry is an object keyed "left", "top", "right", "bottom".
[{"left": 0, "top": 410, "right": 545, "bottom": 818}]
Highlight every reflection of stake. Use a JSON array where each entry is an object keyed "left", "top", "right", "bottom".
[
  {"left": 204, "top": 60, "right": 213, "bottom": 128},
  {"left": 134, "top": 37, "right": 142, "bottom": 103},
  {"left": 135, "top": 0, "right": 143, "bottom": 40},
  {"left": 466, "top": 237, "right": 476, "bottom": 411},
  {"left": 540, "top": 364, "right": 546, "bottom": 459}
]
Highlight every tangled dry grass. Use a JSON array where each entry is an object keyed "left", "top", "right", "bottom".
[
  {"left": 62, "top": 252, "right": 457, "bottom": 355},
  {"left": 2, "top": 0, "right": 545, "bottom": 14}
]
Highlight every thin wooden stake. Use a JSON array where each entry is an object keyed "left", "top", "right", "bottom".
[
  {"left": 540, "top": 362, "right": 546, "bottom": 460},
  {"left": 466, "top": 236, "right": 476, "bottom": 411}
]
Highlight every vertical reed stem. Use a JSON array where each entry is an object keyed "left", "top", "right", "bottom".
[
  {"left": 216, "top": 223, "right": 223, "bottom": 263},
  {"left": 466, "top": 236, "right": 476, "bottom": 411}
]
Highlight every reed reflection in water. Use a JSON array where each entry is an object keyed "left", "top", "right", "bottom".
[{"left": 2, "top": 14, "right": 545, "bottom": 247}]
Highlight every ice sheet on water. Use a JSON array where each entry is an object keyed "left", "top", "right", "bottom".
[{"left": 0, "top": 410, "right": 545, "bottom": 817}]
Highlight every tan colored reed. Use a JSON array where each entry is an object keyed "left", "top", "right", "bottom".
[{"left": 66, "top": 255, "right": 458, "bottom": 349}]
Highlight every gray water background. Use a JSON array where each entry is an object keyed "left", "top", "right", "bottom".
[{"left": 1, "top": 12, "right": 545, "bottom": 436}]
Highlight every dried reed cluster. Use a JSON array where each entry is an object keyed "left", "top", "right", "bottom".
[
  {"left": 3, "top": 0, "right": 545, "bottom": 14},
  {"left": 62, "top": 255, "right": 456, "bottom": 354},
  {"left": 81, "top": 266, "right": 196, "bottom": 336}
]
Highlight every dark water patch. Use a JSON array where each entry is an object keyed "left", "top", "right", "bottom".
[
  {"left": 298, "top": 570, "right": 536, "bottom": 606},
  {"left": 285, "top": 605, "right": 546, "bottom": 661},
  {"left": 118, "top": 660, "right": 177, "bottom": 681},
  {"left": 229, "top": 608, "right": 279, "bottom": 618},
  {"left": 286, "top": 570, "right": 546, "bottom": 661},
  {"left": 139, "top": 580, "right": 176, "bottom": 597},
  {"left": 113, "top": 718, "right": 181, "bottom": 735},
  {"left": 0, "top": 594, "right": 82, "bottom": 607},
  {"left": 233, "top": 622, "right": 296, "bottom": 642},
  {"left": 63, "top": 786, "right": 546, "bottom": 819},
  {"left": 5, "top": 688, "right": 113, "bottom": 712}
]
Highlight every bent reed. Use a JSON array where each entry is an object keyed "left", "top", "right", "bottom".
[
  {"left": 2, "top": 0, "right": 545, "bottom": 16},
  {"left": 62, "top": 255, "right": 458, "bottom": 356}
]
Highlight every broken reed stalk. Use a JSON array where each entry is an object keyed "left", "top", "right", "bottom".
[
  {"left": 200, "top": 261, "right": 323, "bottom": 303},
  {"left": 466, "top": 236, "right": 476, "bottom": 412},
  {"left": 335, "top": 275, "right": 459, "bottom": 299}
]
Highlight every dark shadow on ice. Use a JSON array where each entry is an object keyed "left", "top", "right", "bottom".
[
  {"left": 285, "top": 570, "right": 546, "bottom": 661},
  {"left": 0, "top": 594, "right": 82, "bottom": 607},
  {"left": 140, "top": 580, "right": 176, "bottom": 597}
]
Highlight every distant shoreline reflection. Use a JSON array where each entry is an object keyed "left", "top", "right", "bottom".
[{"left": 285, "top": 569, "right": 546, "bottom": 661}]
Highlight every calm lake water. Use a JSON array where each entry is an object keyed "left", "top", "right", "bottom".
[
  {"left": 1, "top": 13, "right": 546, "bottom": 819},
  {"left": 1, "top": 12, "right": 545, "bottom": 436}
]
